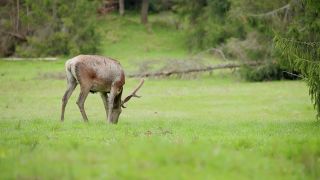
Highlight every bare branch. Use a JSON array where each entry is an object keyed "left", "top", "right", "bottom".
[
  {"left": 247, "top": 4, "right": 290, "bottom": 18},
  {"left": 283, "top": 71, "right": 304, "bottom": 79},
  {"left": 194, "top": 48, "right": 228, "bottom": 61}
]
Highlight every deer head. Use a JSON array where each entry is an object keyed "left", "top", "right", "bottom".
[{"left": 109, "top": 79, "right": 145, "bottom": 124}]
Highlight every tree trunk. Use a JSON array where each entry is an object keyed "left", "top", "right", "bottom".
[
  {"left": 16, "top": 0, "right": 19, "bottom": 32},
  {"left": 140, "top": 0, "right": 149, "bottom": 24},
  {"left": 52, "top": 0, "right": 57, "bottom": 19},
  {"left": 119, "top": 0, "right": 125, "bottom": 16},
  {"left": 26, "top": 4, "right": 29, "bottom": 33}
]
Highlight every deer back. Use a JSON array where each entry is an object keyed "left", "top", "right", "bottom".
[{"left": 67, "top": 55, "right": 125, "bottom": 92}]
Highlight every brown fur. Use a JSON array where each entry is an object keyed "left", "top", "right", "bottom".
[{"left": 61, "top": 55, "right": 126, "bottom": 124}]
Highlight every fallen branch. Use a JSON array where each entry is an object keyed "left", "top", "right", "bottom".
[
  {"left": 128, "top": 61, "right": 263, "bottom": 78},
  {"left": 194, "top": 48, "right": 228, "bottom": 61},
  {"left": 0, "top": 30, "right": 27, "bottom": 41},
  {"left": 247, "top": 4, "right": 290, "bottom": 18}
]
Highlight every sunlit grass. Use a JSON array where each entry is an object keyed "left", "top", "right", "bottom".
[
  {"left": 0, "top": 60, "right": 318, "bottom": 179},
  {"left": 98, "top": 13, "right": 188, "bottom": 71}
]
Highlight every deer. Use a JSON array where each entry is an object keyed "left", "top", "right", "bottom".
[{"left": 60, "top": 55, "right": 144, "bottom": 124}]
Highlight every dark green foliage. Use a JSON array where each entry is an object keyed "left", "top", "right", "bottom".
[
  {"left": 176, "top": 0, "right": 292, "bottom": 81},
  {"left": 227, "top": 0, "right": 292, "bottom": 81},
  {"left": 123, "top": 0, "right": 176, "bottom": 12},
  {"left": 176, "top": 0, "right": 242, "bottom": 50},
  {"left": 123, "top": 0, "right": 141, "bottom": 11},
  {"left": 221, "top": 31, "right": 289, "bottom": 81},
  {"left": 149, "top": 0, "right": 177, "bottom": 12},
  {"left": 0, "top": 0, "right": 101, "bottom": 57},
  {"left": 275, "top": 37, "right": 320, "bottom": 118},
  {"left": 239, "top": 62, "right": 284, "bottom": 81},
  {"left": 274, "top": 0, "right": 320, "bottom": 118}
]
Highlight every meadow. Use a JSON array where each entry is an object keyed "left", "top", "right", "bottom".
[{"left": 0, "top": 14, "right": 319, "bottom": 179}]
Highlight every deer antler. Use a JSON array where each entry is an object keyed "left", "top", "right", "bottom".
[{"left": 121, "top": 79, "right": 144, "bottom": 108}]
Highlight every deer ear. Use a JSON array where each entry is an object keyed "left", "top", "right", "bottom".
[{"left": 117, "top": 87, "right": 123, "bottom": 94}]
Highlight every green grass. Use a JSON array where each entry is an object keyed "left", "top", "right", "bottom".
[
  {"left": 0, "top": 13, "right": 320, "bottom": 179},
  {"left": 0, "top": 60, "right": 318, "bottom": 179},
  {"left": 98, "top": 13, "right": 189, "bottom": 71}
]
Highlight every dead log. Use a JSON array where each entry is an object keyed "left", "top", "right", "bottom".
[
  {"left": 128, "top": 61, "right": 263, "bottom": 78},
  {"left": 0, "top": 31, "right": 27, "bottom": 41}
]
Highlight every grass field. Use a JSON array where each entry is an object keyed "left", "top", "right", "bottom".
[{"left": 0, "top": 14, "right": 320, "bottom": 179}]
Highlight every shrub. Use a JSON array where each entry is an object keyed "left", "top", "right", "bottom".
[
  {"left": 177, "top": 0, "right": 237, "bottom": 51},
  {"left": 1, "top": 0, "right": 101, "bottom": 57},
  {"left": 239, "top": 62, "right": 284, "bottom": 81}
]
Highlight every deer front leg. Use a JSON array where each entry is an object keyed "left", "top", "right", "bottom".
[
  {"left": 108, "top": 86, "right": 117, "bottom": 124},
  {"left": 100, "top": 92, "right": 109, "bottom": 121},
  {"left": 77, "top": 86, "right": 90, "bottom": 122}
]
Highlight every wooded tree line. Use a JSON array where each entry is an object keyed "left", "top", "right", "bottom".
[
  {"left": 1, "top": 0, "right": 318, "bottom": 81},
  {"left": 0, "top": 0, "right": 103, "bottom": 57},
  {"left": 1, "top": 0, "right": 320, "bottom": 116},
  {"left": 177, "top": 0, "right": 319, "bottom": 117},
  {"left": 176, "top": 0, "right": 319, "bottom": 116},
  {"left": 176, "top": 0, "right": 319, "bottom": 79},
  {"left": 0, "top": 0, "right": 154, "bottom": 57},
  {"left": 117, "top": 0, "right": 320, "bottom": 117},
  {"left": 1, "top": 0, "right": 317, "bottom": 60}
]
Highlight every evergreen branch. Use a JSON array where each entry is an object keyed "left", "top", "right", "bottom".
[
  {"left": 283, "top": 71, "right": 304, "bottom": 78},
  {"left": 274, "top": 34, "right": 320, "bottom": 118},
  {"left": 276, "top": 37, "right": 320, "bottom": 46}
]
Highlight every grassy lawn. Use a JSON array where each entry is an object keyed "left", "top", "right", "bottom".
[
  {"left": 100, "top": 12, "right": 188, "bottom": 61},
  {"left": 0, "top": 14, "right": 319, "bottom": 179},
  {"left": 0, "top": 60, "right": 318, "bottom": 179}
]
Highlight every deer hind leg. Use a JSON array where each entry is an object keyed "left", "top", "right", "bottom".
[
  {"left": 100, "top": 92, "right": 109, "bottom": 122},
  {"left": 77, "top": 84, "right": 91, "bottom": 122},
  {"left": 61, "top": 73, "right": 77, "bottom": 121}
]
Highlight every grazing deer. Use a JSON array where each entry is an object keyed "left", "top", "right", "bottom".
[{"left": 61, "top": 55, "right": 144, "bottom": 124}]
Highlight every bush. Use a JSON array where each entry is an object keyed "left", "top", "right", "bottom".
[
  {"left": 177, "top": 0, "right": 238, "bottom": 50},
  {"left": 221, "top": 32, "right": 286, "bottom": 81},
  {"left": 239, "top": 61, "right": 301, "bottom": 82},
  {"left": 177, "top": 0, "right": 300, "bottom": 81},
  {"left": 239, "top": 62, "right": 282, "bottom": 81},
  {"left": 222, "top": 32, "right": 270, "bottom": 61},
  {"left": 1, "top": 0, "right": 101, "bottom": 57}
]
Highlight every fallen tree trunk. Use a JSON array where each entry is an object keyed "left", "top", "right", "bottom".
[
  {"left": 0, "top": 31, "right": 27, "bottom": 41},
  {"left": 128, "top": 61, "right": 263, "bottom": 78}
]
